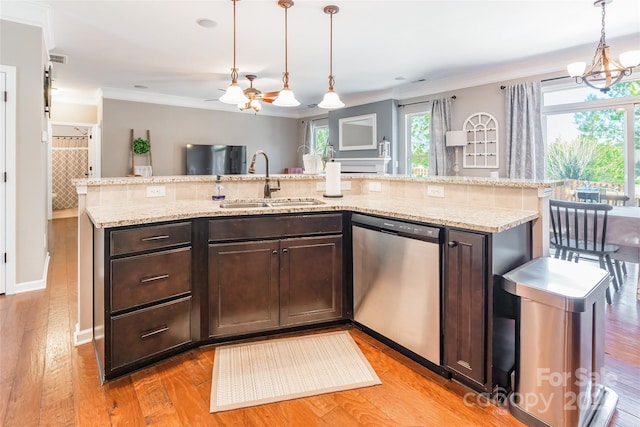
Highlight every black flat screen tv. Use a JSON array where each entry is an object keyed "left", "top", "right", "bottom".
[{"left": 185, "top": 144, "right": 246, "bottom": 175}]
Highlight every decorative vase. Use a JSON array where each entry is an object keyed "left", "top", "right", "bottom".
[{"left": 303, "top": 154, "right": 322, "bottom": 174}]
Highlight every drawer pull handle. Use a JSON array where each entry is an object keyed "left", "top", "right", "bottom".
[
  {"left": 140, "top": 325, "right": 169, "bottom": 339},
  {"left": 140, "top": 274, "right": 169, "bottom": 284},
  {"left": 141, "top": 235, "right": 170, "bottom": 242}
]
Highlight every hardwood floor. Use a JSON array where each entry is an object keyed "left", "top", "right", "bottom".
[{"left": 0, "top": 217, "right": 638, "bottom": 426}]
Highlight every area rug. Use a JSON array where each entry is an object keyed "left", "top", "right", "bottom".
[{"left": 210, "top": 331, "right": 381, "bottom": 413}]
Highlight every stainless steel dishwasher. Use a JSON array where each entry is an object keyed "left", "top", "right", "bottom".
[{"left": 352, "top": 213, "right": 442, "bottom": 366}]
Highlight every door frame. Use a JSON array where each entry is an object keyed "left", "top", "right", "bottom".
[
  {"left": 48, "top": 120, "right": 98, "bottom": 220},
  {"left": 0, "top": 65, "right": 17, "bottom": 294}
]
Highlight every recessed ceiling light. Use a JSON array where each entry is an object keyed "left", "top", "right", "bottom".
[
  {"left": 134, "top": 85, "right": 148, "bottom": 89},
  {"left": 196, "top": 18, "right": 217, "bottom": 28},
  {"left": 394, "top": 76, "right": 406, "bottom": 81}
]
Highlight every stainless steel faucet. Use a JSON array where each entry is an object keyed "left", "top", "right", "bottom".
[{"left": 248, "top": 150, "right": 280, "bottom": 198}]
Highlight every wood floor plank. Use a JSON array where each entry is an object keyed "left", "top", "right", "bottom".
[
  {"left": 71, "top": 343, "right": 111, "bottom": 427},
  {"left": 103, "top": 376, "right": 146, "bottom": 427}
]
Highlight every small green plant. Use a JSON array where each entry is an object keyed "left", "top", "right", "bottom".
[{"left": 133, "top": 137, "right": 150, "bottom": 154}]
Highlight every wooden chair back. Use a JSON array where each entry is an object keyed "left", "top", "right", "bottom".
[{"left": 549, "top": 199, "right": 613, "bottom": 254}]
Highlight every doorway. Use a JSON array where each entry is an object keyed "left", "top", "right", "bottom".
[{"left": 51, "top": 125, "right": 90, "bottom": 219}]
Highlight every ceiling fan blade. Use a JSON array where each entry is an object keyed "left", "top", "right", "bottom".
[{"left": 262, "top": 91, "right": 280, "bottom": 100}]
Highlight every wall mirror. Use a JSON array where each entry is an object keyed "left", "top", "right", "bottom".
[{"left": 338, "top": 113, "right": 377, "bottom": 151}]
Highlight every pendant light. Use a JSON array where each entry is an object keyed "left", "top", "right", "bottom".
[
  {"left": 273, "top": 0, "right": 300, "bottom": 107},
  {"left": 219, "top": 0, "right": 249, "bottom": 105},
  {"left": 318, "top": 5, "right": 344, "bottom": 109}
]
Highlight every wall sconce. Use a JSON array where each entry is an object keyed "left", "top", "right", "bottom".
[{"left": 445, "top": 130, "right": 467, "bottom": 176}]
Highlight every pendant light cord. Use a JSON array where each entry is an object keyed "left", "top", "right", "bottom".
[
  {"left": 282, "top": 3, "right": 290, "bottom": 89},
  {"left": 328, "top": 10, "right": 334, "bottom": 90},
  {"left": 231, "top": 0, "right": 239, "bottom": 83}
]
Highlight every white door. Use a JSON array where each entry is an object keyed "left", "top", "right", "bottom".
[{"left": 0, "top": 71, "right": 6, "bottom": 294}]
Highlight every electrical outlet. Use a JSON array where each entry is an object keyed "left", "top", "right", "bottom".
[
  {"left": 341, "top": 181, "right": 351, "bottom": 190},
  {"left": 427, "top": 185, "right": 445, "bottom": 198},
  {"left": 368, "top": 182, "right": 382, "bottom": 192},
  {"left": 146, "top": 186, "right": 166, "bottom": 197},
  {"left": 316, "top": 182, "right": 326, "bottom": 191}
]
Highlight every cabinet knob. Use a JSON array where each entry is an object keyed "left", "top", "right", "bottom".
[
  {"left": 447, "top": 241, "right": 458, "bottom": 248},
  {"left": 282, "top": 248, "right": 288, "bottom": 254},
  {"left": 272, "top": 250, "right": 278, "bottom": 255}
]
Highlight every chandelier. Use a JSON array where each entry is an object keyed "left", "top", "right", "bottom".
[{"left": 567, "top": 0, "right": 640, "bottom": 93}]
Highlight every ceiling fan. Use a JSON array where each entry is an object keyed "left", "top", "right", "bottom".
[{"left": 237, "top": 74, "right": 278, "bottom": 113}]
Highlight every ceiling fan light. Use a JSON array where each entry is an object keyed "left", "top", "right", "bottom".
[
  {"left": 220, "top": 83, "right": 249, "bottom": 105},
  {"left": 273, "top": 88, "right": 300, "bottom": 107},
  {"left": 567, "top": 61, "right": 587, "bottom": 77},
  {"left": 620, "top": 50, "right": 640, "bottom": 68},
  {"left": 318, "top": 90, "right": 344, "bottom": 109}
]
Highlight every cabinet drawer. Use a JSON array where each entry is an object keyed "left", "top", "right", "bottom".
[
  {"left": 110, "top": 247, "right": 191, "bottom": 312},
  {"left": 111, "top": 297, "right": 191, "bottom": 369},
  {"left": 110, "top": 222, "right": 191, "bottom": 256},
  {"left": 209, "top": 214, "right": 342, "bottom": 242}
]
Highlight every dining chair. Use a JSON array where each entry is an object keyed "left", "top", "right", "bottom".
[{"left": 549, "top": 199, "right": 620, "bottom": 304}]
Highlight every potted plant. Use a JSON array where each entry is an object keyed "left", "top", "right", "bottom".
[{"left": 133, "top": 137, "right": 150, "bottom": 155}]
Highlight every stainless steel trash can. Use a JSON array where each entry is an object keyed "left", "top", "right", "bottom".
[{"left": 502, "top": 257, "right": 618, "bottom": 427}]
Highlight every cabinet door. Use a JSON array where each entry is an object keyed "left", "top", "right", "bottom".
[
  {"left": 443, "top": 229, "right": 487, "bottom": 388},
  {"left": 279, "top": 235, "right": 343, "bottom": 326},
  {"left": 208, "top": 240, "right": 280, "bottom": 337}
]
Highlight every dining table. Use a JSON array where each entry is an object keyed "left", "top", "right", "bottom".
[{"left": 606, "top": 206, "right": 640, "bottom": 299}]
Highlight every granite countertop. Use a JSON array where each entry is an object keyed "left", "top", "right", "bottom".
[{"left": 86, "top": 195, "right": 538, "bottom": 233}]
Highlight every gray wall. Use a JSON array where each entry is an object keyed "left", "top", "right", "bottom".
[
  {"left": 0, "top": 20, "right": 48, "bottom": 283},
  {"left": 328, "top": 99, "right": 399, "bottom": 172},
  {"left": 102, "top": 99, "right": 300, "bottom": 177}
]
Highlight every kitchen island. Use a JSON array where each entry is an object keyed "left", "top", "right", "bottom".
[{"left": 76, "top": 175, "right": 558, "bottom": 395}]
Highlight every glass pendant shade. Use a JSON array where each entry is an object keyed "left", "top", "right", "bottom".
[
  {"left": 567, "top": 62, "right": 587, "bottom": 77},
  {"left": 318, "top": 90, "right": 344, "bottom": 109},
  {"left": 620, "top": 50, "right": 640, "bottom": 68},
  {"left": 220, "top": 82, "right": 248, "bottom": 105},
  {"left": 273, "top": 88, "right": 300, "bottom": 107}
]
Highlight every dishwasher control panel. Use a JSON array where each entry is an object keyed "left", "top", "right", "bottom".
[{"left": 352, "top": 213, "right": 441, "bottom": 240}]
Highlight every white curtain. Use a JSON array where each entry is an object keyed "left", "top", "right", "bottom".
[
  {"left": 429, "top": 98, "right": 453, "bottom": 176},
  {"left": 505, "top": 82, "right": 545, "bottom": 180}
]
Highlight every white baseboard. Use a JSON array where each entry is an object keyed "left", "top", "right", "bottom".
[
  {"left": 10, "top": 253, "right": 50, "bottom": 294},
  {"left": 74, "top": 323, "right": 93, "bottom": 347}
]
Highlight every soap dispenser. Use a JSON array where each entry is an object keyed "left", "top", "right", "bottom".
[{"left": 212, "top": 175, "right": 225, "bottom": 201}]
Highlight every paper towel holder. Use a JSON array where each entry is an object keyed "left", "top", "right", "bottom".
[{"left": 323, "top": 160, "right": 344, "bottom": 198}]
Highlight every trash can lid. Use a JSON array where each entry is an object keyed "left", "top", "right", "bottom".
[{"left": 502, "top": 257, "right": 611, "bottom": 312}]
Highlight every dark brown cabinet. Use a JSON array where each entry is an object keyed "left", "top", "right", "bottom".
[
  {"left": 443, "top": 229, "right": 487, "bottom": 388},
  {"left": 443, "top": 225, "right": 531, "bottom": 396},
  {"left": 208, "top": 240, "right": 280, "bottom": 337},
  {"left": 207, "top": 214, "right": 344, "bottom": 338},
  {"left": 279, "top": 235, "right": 343, "bottom": 327},
  {"left": 93, "top": 221, "right": 194, "bottom": 382}
]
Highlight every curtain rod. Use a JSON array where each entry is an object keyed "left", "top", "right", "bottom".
[
  {"left": 500, "top": 75, "right": 570, "bottom": 90},
  {"left": 398, "top": 95, "right": 456, "bottom": 108}
]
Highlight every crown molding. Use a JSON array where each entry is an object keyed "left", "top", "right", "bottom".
[{"left": 0, "top": 1, "right": 55, "bottom": 52}]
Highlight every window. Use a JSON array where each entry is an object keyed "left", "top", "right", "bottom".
[
  {"left": 406, "top": 111, "right": 430, "bottom": 177},
  {"left": 312, "top": 120, "right": 330, "bottom": 156},
  {"left": 543, "top": 79, "right": 640, "bottom": 206}
]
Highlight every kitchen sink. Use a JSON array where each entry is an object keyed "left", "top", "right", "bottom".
[{"left": 220, "top": 198, "right": 325, "bottom": 209}]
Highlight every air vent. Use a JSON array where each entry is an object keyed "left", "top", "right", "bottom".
[{"left": 49, "top": 53, "right": 67, "bottom": 64}]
